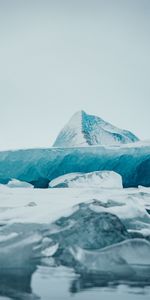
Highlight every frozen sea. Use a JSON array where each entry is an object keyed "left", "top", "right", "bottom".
[{"left": 0, "top": 185, "right": 150, "bottom": 300}]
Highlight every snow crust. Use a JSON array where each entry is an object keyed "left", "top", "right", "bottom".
[
  {"left": 0, "top": 185, "right": 149, "bottom": 228},
  {"left": 49, "top": 171, "right": 123, "bottom": 189}
]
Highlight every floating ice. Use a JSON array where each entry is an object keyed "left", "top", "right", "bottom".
[
  {"left": 7, "top": 179, "right": 33, "bottom": 189},
  {"left": 49, "top": 171, "right": 123, "bottom": 189},
  {"left": 0, "top": 232, "right": 42, "bottom": 272},
  {"left": 0, "top": 185, "right": 150, "bottom": 289},
  {"left": 70, "top": 239, "right": 150, "bottom": 273},
  {"left": 48, "top": 203, "right": 132, "bottom": 268}
]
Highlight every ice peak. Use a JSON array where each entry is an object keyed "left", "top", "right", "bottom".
[
  {"left": 69, "top": 110, "right": 85, "bottom": 122},
  {"left": 52, "top": 111, "right": 139, "bottom": 148}
]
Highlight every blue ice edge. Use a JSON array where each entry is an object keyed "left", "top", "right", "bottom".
[{"left": 0, "top": 143, "right": 149, "bottom": 188}]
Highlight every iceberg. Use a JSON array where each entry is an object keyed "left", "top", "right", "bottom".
[
  {"left": 0, "top": 141, "right": 149, "bottom": 188},
  {"left": 49, "top": 171, "right": 123, "bottom": 188},
  {"left": 53, "top": 111, "right": 139, "bottom": 147}
]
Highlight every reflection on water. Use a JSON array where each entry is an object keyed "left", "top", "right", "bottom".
[
  {"left": 1, "top": 263, "right": 149, "bottom": 300},
  {"left": 0, "top": 266, "right": 39, "bottom": 300},
  {"left": 32, "top": 265, "right": 150, "bottom": 300}
]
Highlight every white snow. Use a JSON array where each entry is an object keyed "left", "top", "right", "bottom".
[
  {"left": 0, "top": 185, "right": 150, "bottom": 229},
  {"left": 49, "top": 171, "right": 123, "bottom": 189},
  {"left": 138, "top": 185, "right": 150, "bottom": 191},
  {"left": 89, "top": 197, "right": 149, "bottom": 221}
]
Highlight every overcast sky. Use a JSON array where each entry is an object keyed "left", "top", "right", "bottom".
[{"left": 0, "top": 0, "right": 150, "bottom": 150}]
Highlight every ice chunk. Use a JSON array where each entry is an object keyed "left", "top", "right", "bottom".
[
  {"left": 48, "top": 203, "right": 131, "bottom": 267},
  {"left": 7, "top": 179, "right": 33, "bottom": 189},
  {"left": 42, "top": 243, "right": 59, "bottom": 257},
  {"left": 138, "top": 185, "right": 150, "bottom": 192},
  {"left": 70, "top": 239, "right": 150, "bottom": 273},
  {"left": 0, "top": 232, "right": 42, "bottom": 272},
  {"left": 50, "top": 204, "right": 129, "bottom": 250},
  {"left": 49, "top": 171, "right": 123, "bottom": 189},
  {"left": 89, "top": 195, "right": 150, "bottom": 232}
]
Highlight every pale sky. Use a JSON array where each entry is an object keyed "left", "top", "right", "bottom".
[{"left": 0, "top": 0, "right": 150, "bottom": 150}]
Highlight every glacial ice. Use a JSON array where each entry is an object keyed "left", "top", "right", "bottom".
[
  {"left": 0, "top": 141, "right": 149, "bottom": 187},
  {"left": 49, "top": 171, "right": 123, "bottom": 188}
]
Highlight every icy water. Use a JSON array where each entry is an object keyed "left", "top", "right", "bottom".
[
  {"left": 1, "top": 265, "right": 150, "bottom": 300},
  {"left": 33, "top": 266, "right": 150, "bottom": 300},
  {"left": 1, "top": 186, "right": 150, "bottom": 299}
]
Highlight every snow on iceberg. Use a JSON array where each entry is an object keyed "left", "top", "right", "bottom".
[
  {"left": 53, "top": 110, "right": 139, "bottom": 147},
  {"left": 49, "top": 171, "right": 123, "bottom": 189},
  {"left": 7, "top": 179, "right": 33, "bottom": 189}
]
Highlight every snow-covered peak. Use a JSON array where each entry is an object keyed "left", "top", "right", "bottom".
[
  {"left": 53, "top": 110, "right": 139, "bottom": 147},
  {"left": 68, "top": 110, "right": 83, "bottom": 126},
  {"left": 53, "top": 110, "right": 88, "bottom": 147}
]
